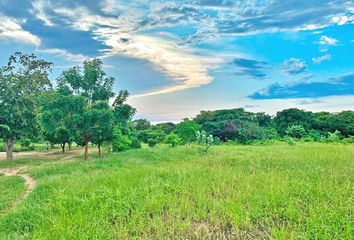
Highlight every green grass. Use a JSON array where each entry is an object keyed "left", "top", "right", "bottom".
[
  {"left": 0, "top": 143, "right": 353, "bottom": 239},
  {"left": 0, "top": 175, "right": 25, "bottom": 214}
]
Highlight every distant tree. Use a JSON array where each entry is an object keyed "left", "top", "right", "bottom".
[
  {"left": 153, "top": 122, "right": 176, "bottom": 134},
  {"left": 256, "top": 112, "right": 273, "bottom": 127},
  {"left": 164, "top": 133, "right": 181, "bottom": 147},
  {"left": 274, "top": 108, "right": 314, "bottom": 136},
  {"left": 0, "top": 52, "right": 52, "bottom": 159},
  {"left": 285, "top": 125, "right": 306, "bottom": 139},
  {"left": 133, "top": 119, "right": 151, "bottom": 131},
  {"left": 176, "top": 119, "right": 201, "bottom": 143}
]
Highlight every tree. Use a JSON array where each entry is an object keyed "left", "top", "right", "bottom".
[
  {"left": 285, "top": 125, "right": 306, "bottom": 139},
  {"left": 176, "top": 119, "right": 201, "bottom": 143},
  {"left": 57, "top": 58, "right": 115, "bottom": 105},
  {"left": 57, "top": 59, "right": 119, "bottom": 159},
  {"left": 133, "top": 119, "right": 151, "bottom": 131},
  {"left": 90, "top": 101, "right": 114, "bottom": 157},
  {"left": 38, "top": 91, "right": 86, "bottom": 154},
  {"left": 274, "top": 108, "right": 314, "bottom": 136},
  {"left": 0, "top": 52, "right": 52, "bottom": 159},
  {"left": 164, "top": 133, "right": 181, "bottom": 147}
]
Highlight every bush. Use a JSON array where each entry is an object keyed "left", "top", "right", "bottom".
[
  {"left": 19, "top": 138, "right": 31, "bottom": 147},
  {"left": 286, "top": 125, "right": 306, "bottom": 139},
  {"left": 147, "top": 138, "right": 158, "bottom": 147},
  {"left": 164, "top": 133, "right": 181, "bottom": 147},
  {"left": 286, "top": 137, "right": 296, "bottom": 146},
  {"left": 324, "top": 130, "right": 341, "bottom": 143},
  {"left": 196, "top": 130, "right": 214, "bottom": 153}
]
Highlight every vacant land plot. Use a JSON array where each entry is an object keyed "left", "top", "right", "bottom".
[{"left": 0, "top": 143, "right": 353, "bottom": 239}]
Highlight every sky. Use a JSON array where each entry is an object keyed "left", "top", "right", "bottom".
[{"left": 0, "top": 0, "right": 353, "bottom": 122}]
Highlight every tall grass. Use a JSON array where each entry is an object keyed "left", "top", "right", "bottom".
[{"left": 0, "top": 143, "right": 353, "bottom": 239}]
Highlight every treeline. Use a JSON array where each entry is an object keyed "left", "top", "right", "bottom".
[
  {"left": 1, "top": 53, "right": 353, "bottom": 160},
  {"left": 133, "top": 108, "right": 353, "bottom": 146},
  {"left": 0, "top": 52, "right": 138, "bottom": 160}
]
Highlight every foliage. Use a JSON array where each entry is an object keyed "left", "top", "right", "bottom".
[
  {"left": 57, "top": 58, "right": 115, "bottom": 104},
  {"left": 274, "top": 108, "right": 314, "bottom": 136},
  {"left": 164, "top": 133, "right": 181, "bottom": 147},
  {"left": 112, "top": 124, "right": 141, "bottom": 152},
  {"left": 147, "top": 138, "right": 158, "bottom": 147},
  {"left": 0, "top": 52, "right": 52, "bottom": 159},
  {"left": 133, "top": 119, "right": 151, "bottom": 131},
  {"left": 19, "top": 139, "right": 31, "bottom": 147},
  {"left": 325, "top": 130, "right": 342, "bottom": 143},
  {"left": 196, "top": 130, "right": 214, "bottom": 153},
  {"left": 176, "top": 119, "right": 201, "bottom": 143},
  {"left": 138, "top": 130, "right": 166, "bottom": 144},
  {"left": 285, "top": 125, "right": 307, "bottom": 139}
]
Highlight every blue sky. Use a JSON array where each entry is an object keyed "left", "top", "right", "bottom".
[{"left": 1, "top": 0, "right": 353, "bottom": 122}]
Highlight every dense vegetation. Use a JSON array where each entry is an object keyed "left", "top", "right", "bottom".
[
  {"left": 0, "top": 143, "right": 353, "bottom": 239},
  {"left": 0, "top": 52, "right": 353, "bottom": 160}
]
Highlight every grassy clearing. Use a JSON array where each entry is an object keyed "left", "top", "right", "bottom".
[
  {"left": 0, "top": 175, "right": 25, "bottom": 214},
  {"left": 0, "top": 143, "right": 353, "bottom": 239}
]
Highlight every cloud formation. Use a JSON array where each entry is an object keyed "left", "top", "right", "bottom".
[
  {"left": 312, "top": 54, "right": 332, "bottom": 64},
  {"left": 0, "top": 15, "right": 41, "bottom": 45},
  {"left": 249, "top": 74, "right": 354, "bottom": 99},
  {"left": 231, "top": 58, "right": 268, "bottom": 79},
  {"left": 318, "top": 35, "right": 338, "bottom": 45},
  {"left": 282, "top": 58, "right": 307, "bottom": 75}
]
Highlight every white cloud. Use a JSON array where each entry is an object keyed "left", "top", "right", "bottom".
[
  {"left": 282, "top": 58, "right": 307, "bottom": 75},
  {"left": 52, "top": 6, "right": 221, "bottom": 97},
  {"left": 0, "top": 15, "right": 41, "bottom": 46},
  {"left": 30, "top": 0, "right": 54, "bottom": 26},
  {"left": 36, "top": 48, "right": 88, "bottom": 62},
  {"left": 312, "top": 54, "right": 332, "bottom": 64},
  {"left": 318, "top": 35, "right": 338, "bottom": 45}
]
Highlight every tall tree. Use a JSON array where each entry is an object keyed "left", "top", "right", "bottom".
[
  {"left": 38, "top": 91, "right": 86, "bottom": 153},
  {"left": 0, "top": 52, "right": 52, "bottom": 159},
  {"left": 90, "top": 101, "right": 114, "bottom": 157},
  {"left": 176, "top": 119, "right": 201, "bottom": 144},
  {"left": 57, "top": 58, "right": 115, "bottom": 105}
]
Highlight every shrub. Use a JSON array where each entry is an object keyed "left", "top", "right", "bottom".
[
  {"left": 286, "top": 125, "right": 306, "bottom": 139},
  {"left": 325, "top": 130, "right": 341, "bottom": 143},
  {"left": 164, "top": 133, "right": 181, "bottom": 147},
  {"left": 19, "top": 138, "right": 31, "bottom": 147},
  {"left": 147, "top": 138, "right": 158, "bottom": 147},
  {"left": 286, "top": 137, "right": 296, "bottom": 146},
  {"left": 196, "top": 130, "right": 214, "bottom": 153}
]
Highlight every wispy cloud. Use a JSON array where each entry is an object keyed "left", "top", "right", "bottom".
[
  {"left": 231, "top": 57, "right": 268, "bottom": 79},
  {"left": 282, "top": 58, "right": 307, "bottom": 75},
  {"left": 312, "top": 54, "right": 332, "bottom": 64},
  {"left": 36, "top": 48, "right": 88, "bottom": 62},
  {"left": 49, "top": 5, "right": 221, "bottom": 97},
  {"left": 249, "top": 74, "right": 354, "bottom": 99},
  {"left": 30, "top": 0, "right": 54, "bottom": 26},
  {"left": 0, "top": 15, "right": 41, "bottom": 46},
  {"left": 318, "top": 35, "right": 338, "bottom": 45}
]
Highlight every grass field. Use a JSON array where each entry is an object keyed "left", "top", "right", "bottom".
[{"left": 0, "top": 143, "right": 353, "bottom": 239}]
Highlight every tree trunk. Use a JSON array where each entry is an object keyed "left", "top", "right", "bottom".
[
  {"left": 84, "top": 141, "right": 88, "bottom": 160},
  {"left": 98, "top": 144, "right": 101, "bottom": 158},
  {"left": 108, "top": 141, "right": 112, "bottom": 153},
  {"left": 68, "top": 142, "right": 72, "bottom": 150},
  {"left": 50, "top": 142, "right": 55, "bottom": 149},
  {"left": 61, "top": 143, "right": 65, "bottom": 154},
  {"left": 5, "top": 138, "right": 14, "bottom": 160}
]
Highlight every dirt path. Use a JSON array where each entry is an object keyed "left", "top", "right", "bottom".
[{"left": 0, "top": 166, "right": 36, "bottom": 214}]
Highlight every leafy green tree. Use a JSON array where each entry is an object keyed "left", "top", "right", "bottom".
[
  {"left": 153, "top": 122, "right": 176, "bottom": 134},
  {"left": 274, "top": 108, "right": 314, "bottom": 136},
  {"left": 90, "top": 101, "right": 114, "bottom": 157},
  {"left": 133, "top": 119, "right": 151, "bottom": 131},
  {"left": 57, "top": 58, "right": 114, "bottom": 105},
  {"left": 164, "top": 133, "right": 181, "bottom": 147},
  {"left": 38, "top": 91, "right": 86, "bottom": 153},
  {"left": 0, "top": 52, "right": 52, "bottom": 159},
  {"left": 176, "top": 119, "right": 201, "bottom": 143},
  {"left": 285, "top": 125, "right": 307, "bottom": 139}
]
